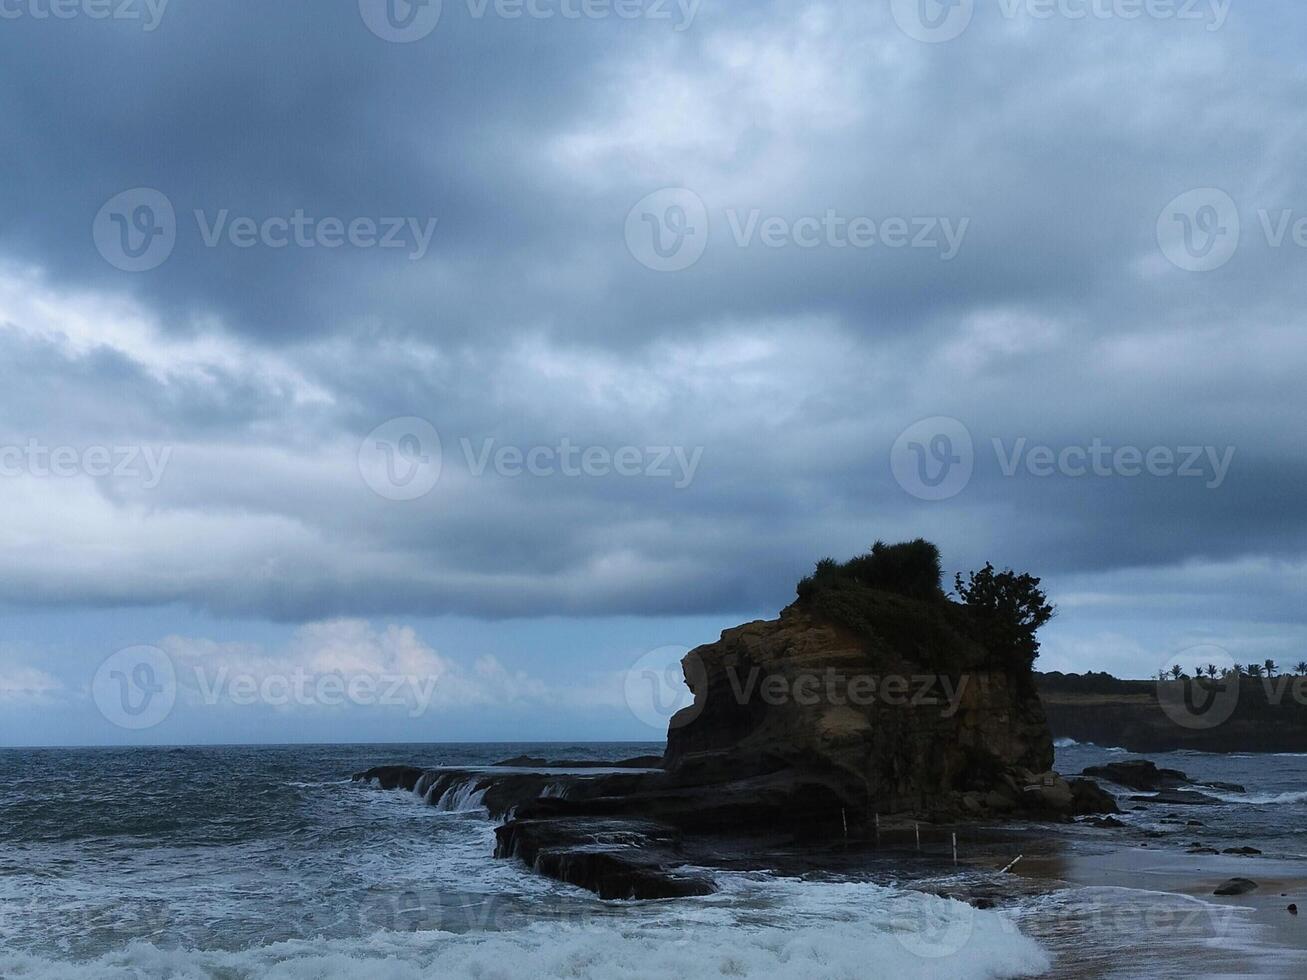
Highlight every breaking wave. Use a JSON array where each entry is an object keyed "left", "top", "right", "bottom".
[{"left": 0, "top": 880, "right": 1050, "bottom": 980}]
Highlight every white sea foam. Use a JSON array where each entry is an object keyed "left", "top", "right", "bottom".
[
  {"left": 1053, "top": 738, "right": 1126, "bottom": 753},
  {"left": 1210, "top": 789, "right": 1307, "bottom": 806},
  {"left": 0, "top": 879, "right": 1049, "bottom": 980},
  {"left": 433, "top": 778, "right": 489, "bottom": 813}
]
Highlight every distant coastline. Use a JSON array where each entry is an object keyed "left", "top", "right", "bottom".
[{"left": 1038, "top": 670, "right": 1307, "bottom": 753}]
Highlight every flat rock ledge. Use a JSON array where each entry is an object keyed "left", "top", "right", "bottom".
[
  {"left": 493, "top": 818, "right": 716, "bottom": 900},
  {"left": 355, "top": 757, "right": 1121, "bottom": 901}
]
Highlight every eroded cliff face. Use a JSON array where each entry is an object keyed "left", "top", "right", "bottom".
[{"left": 664, "top": 597, "right": 1055, "bottom": 817}]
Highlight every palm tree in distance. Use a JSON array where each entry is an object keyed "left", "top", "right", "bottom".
[
  {"left": 1264, "top": 659, "right": 1278, "bottom": 678},
  {"left": 1247, "top": 663, "right": 1264, "bottom": 678},
  {"left": 1206, "top": 664, "right": 1220, "bottom": 679},
  {"left": 1295, "top": 661, "right": 1307, "bottom": 676},
  {"left": 1169, "top": 664, "right": 1185, "bottom": 680}
]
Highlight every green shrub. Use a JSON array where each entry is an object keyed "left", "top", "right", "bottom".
[{"left": 796, "top": 539, "right": 943, "bottom": 603}]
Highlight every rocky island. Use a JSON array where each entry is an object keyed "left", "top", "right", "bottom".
[{"left": 356, "top": 540, "right": 1118, "bottom": 899}]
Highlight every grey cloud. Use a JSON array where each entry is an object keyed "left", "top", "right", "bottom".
[{"left": 0, "top": 0, "right": 1303, "bottom": 670}]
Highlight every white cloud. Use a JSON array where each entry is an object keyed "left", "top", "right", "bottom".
[
  {"left": 159, "top": 620, "right": 563, "bottom": 714},
  {"left": 0, "top": 657, "right": 64, "bottom": 705},
  {"left": 0, "top": 262, "right": 331, "bottom": 405}
]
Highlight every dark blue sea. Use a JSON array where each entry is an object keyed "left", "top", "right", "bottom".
[{"left": 0, "top": 741, "right": 1303, "bottom": 978}]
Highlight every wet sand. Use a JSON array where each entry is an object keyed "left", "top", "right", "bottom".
[{"left": 946, "top": 824, "right": 1307, "bottom": 978}]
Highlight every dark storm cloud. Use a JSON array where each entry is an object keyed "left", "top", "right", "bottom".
[{"left": 0, "top": 0, "right": 1305, "bottom": 666}]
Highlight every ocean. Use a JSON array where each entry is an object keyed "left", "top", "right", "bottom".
[{"left": 0, "top": 742, "right": 1302, "bottom": 978}]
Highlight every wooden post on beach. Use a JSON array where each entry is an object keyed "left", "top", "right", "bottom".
[
  {"left": 952, "top": 832, "right": 957, "bottom": 866},
  {"left": 874, "top": 812, "right": 880, "bottom": 846},
  {"left": 914, "top": 822, "right": 920, "bottom": 851},
  {"left": 842, "top": 809, "right": 848, "bottom": 841}
]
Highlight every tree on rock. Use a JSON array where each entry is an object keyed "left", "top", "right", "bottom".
[{"left": 954, "top": 563, "right": 1055, "bottom": 668}]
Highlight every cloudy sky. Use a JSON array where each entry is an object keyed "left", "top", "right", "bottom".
[{"left": 1, "top": 0, "right": 1304, "bottom": 746}]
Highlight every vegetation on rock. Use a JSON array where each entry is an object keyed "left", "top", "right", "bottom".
[
  {"left": 794, "top": 540, "right": 1054, "bottom": 673},
  {"left": 953, "top": 562, "right": 1056, "bottom": 669}
]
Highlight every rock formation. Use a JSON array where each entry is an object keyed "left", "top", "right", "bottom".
[
  {"left": 357, "top": 541, "right": 1119, "bottom": 899},
  {"left": 662, "top": 596, "right": 1060, "bottom": 826}
]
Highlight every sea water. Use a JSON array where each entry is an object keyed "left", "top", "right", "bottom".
[
  {"left": 4, "top": 741, "right": 1305, "bottom": 978},
  {"left": 0, "top": 743, "right": 1048, "bottom": 979}
]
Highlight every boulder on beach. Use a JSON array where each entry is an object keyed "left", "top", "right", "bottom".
[
  {"left": 1214, "top": 877, "right": 1259, "bottom": 896},
  {"left": 1083, "top": 816, "right": 1125, "bottom": 828},
  {"left": 1068, "top": 778, "right": 1120, "bottom": 814}
]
